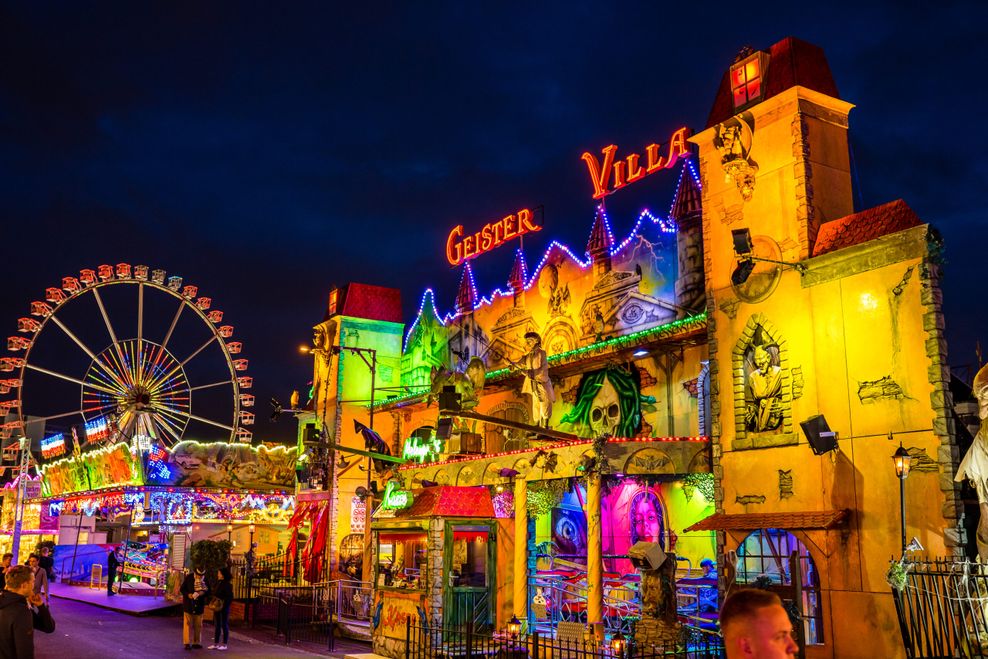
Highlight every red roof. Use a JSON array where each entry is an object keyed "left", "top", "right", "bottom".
[
  {"left": 706, "top": 37, "right": 839, "bottom": 128},
  {"left": 398, "top": 486, "right": 494, "bottom": 519},
  {"left": 328, "top": 283, "right": 402, "bottom": 323},
  {"left": 812, "top": 199, "right": 923, "bottom": 257},
  {"left": 685, "top": 509, "right": 850, "bottom": 532}
]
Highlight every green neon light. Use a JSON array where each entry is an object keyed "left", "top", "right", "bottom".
[
  {"left": 375, "top": 312, "right": 707, "bottom": 408},
  {"left": 402, "top": 434, "right": 442, "bottom": 463},
  {"left": 381, "top": 481, "right": 413, "bottom": 510}
]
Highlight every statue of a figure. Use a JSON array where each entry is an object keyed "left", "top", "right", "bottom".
[
  {"left": 513, "top": 331, "right": 556, "bottom": 428},
  {"left": 745, "top": 345, "right": 783, "bottom": 432},
  {"left": 955, "top": 363, "right": 988, "bottom": 559}
]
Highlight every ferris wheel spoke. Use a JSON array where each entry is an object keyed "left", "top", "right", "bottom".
[
  {"left": 189, "top": 380, "right": 232, "bottom": 392},
  {"left": 25, "top": 363, "right": 117, "bottom": 395},
  {"left": 137, "top": 283, "right": 144, "bottom": 349},
  {"left": 90, "top": 288, "right": 133, "bottom": 388},
  {"left": 37, "top": 410, "right": 84, "bottom": 423},
  {"left": 152, "top": 409, "right": 187, "bottom": 437},
  {"left": 85, "top": 368, "right": 127, "bottom": 396},
  {"left": 47, "top": 315, "right": 129, "bottom": 391},
  {"left": 147, "top": 335, "right": 217, "bottom": 391},
  {"left": 150, "top": 415, "right": 182, "bottom": 445},
  {"left": 153, "top": 403, "right": 191, "bottom": 429},
  {"left": 161, "top": 299, "right": 185, "bottom": 351},
  {"left": 169, "top": 409, "right": 234, "bottom": 432}
]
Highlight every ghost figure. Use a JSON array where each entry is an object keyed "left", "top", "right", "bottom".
[
  {"left": 590, "top": 377, "right": 621, "bottom": 437},
  {"left": 955, "top": 362, "right": 988, "bottom": 560}
]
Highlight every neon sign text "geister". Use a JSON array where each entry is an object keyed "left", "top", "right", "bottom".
[
  {"left": 581, "top": 127, "right": 690, "bottom": 200},
  {"left": 446, "top": 208, "right": 541, "bottom": 266}
]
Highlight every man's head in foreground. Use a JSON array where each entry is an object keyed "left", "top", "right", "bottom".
[
  {"left": 4, "top": 566, "right": 34, "bottom": 598},
  {"left": 721, "top": 588, "right": 798, "bottom": 658}
]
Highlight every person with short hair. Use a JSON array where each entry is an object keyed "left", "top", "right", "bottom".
[
  {"left": 0, "top": 564, "right": 55, "bottom": 658},
  {"left": 36, "top": 549, "right": 52, "bottom": 584},
  {"left": 720, "top": 588, "right": 798, "bottom": 658},
  {"left": 106, "top": 546, "right": 122, "bottom": 596},
  {"left": 0, "top": 554, "right": 13, "bottom": 592},
  {"left": 25, "top": 557, "right": 47, "bottom": 607}
]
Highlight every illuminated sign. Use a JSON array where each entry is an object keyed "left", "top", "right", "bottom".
[
  {"left": 581, "top": 126, "right": 690, "bottom": 199},
  {"left": 41, "top": 433, "right": 66, "bottom": 459},
  {"left": 381, "top": 481, "right": 413, "bottom": 510},
  {"left": 401, "top": 434, "right": 442, "bottom": 464},
  {"left": 446, "top": 208, "right": 541, "bottom": 266},
  {"left": 83, "top": 416, "right": 111, "bottom": 445}
]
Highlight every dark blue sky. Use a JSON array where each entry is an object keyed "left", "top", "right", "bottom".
[{"left": 2, "top": 2, "right": 986, "bottom": 443}]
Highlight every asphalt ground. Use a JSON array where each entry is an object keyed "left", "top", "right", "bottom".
[{"left": 35, "top": 597, "right": 370, "bottom": 659}]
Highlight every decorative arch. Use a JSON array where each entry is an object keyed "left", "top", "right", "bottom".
[
  {"left": 542, "top": 317, "right": 580, "bottom": 357},
  {"left": 731, "top": 314, "right": 796, "bottom": 449},
  {"left": 623, "top": 447, "right": 675, "bottom": 474}
]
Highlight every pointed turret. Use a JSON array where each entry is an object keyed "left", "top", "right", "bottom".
[
  {"left": 670, "top": 164, "right": 702, "bottom": 228},
  {"left": 455, "top": 262, "right": 478, "bottom": 315},
  {"left": 507, "top": 249, "right": 528, "bottom": 293},
  {"left": 586, "top": 202, "right": 613, "bottom": 281},
  {"left": 671, "top": 162, "right": 706, "bottom": 317}
]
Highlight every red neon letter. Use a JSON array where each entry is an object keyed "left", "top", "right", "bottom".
[
  {"left": 645, "top": 143, "right": 666, "bottom": 173},
  {"left": 480, "top": 224, "right": 493, "bottom": 252},
  {"left": 581, "top": 145, "right": 618, "bottom": 200},
  {"left": 517, "top": 208, "right": 540, "bottom": 234},
  {"left": 446, "top": 225, "right": 464, "bottom": 266},
  {"left": 625, "top": 153, "right": 645, "bottom": 184},
  {"left": 665, "top": 127, "right": 689, "bottom": 168}
]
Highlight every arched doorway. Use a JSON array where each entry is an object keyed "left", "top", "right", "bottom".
[{"left": 736, "top": 528, "right": 823, "bottom": 645}]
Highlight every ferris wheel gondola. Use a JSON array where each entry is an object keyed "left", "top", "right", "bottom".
[{"left": 0, "top": 263, "right": 253, "bottom": 459}]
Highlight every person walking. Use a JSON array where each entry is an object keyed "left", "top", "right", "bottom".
[
  {"left": 36, "top": 549, "right": 53, "bottom": 584},
  {"left": 208, "top": 567, "right": 234, "bottom": 651},
  {"left": 25, "top": 556, "right": 48, "bottom": 607},
  {"left": 0, "top": 554, "right": 13, "bottom": 592},
  {"left": 180, "top": 567, "right": 209, "bottom": 650},
  {"left": 0, "top": 565, "right": 55, "bottom": 658},
  {"left": 106, "top": 546, "right": 121, "bottom": 596}
]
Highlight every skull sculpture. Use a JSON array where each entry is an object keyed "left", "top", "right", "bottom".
[{"left": 589, "top": 377, "right": 621, "bottom": 436}]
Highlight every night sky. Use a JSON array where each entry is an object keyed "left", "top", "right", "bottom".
[{"left": 1, "top": 2, "right": 986, "bottom": 445}]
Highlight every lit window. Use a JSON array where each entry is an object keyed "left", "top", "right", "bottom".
[{"left": 731, "top": 53, "right": 768, "bottom": 109}]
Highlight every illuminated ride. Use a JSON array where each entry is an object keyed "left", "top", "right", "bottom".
[{"left": 0, "top": 264, "right": 254, "bottom": 457}]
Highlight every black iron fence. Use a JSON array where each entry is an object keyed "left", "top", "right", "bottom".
[
  {"left": 275, "top": 591, "right": 337, "bottom": 650},
  {"left": 891, "top": 557, "right": 988, "bottom": 658},
  {"left": 405, "top": 619, "right": 724, "bottom": 659},
  {"left": 230, "top": 552, "right": 305, "bottom": 602}
]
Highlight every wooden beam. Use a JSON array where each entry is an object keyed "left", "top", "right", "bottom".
[
  {"left": 306, "top": 441, "right": 406, "bottom": 464},
  {"left": 442, "top": 409, "right": 584, "bottom": 443}
]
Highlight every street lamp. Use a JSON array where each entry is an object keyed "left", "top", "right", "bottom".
[
  {"left": 507, "top": 615, "right": 521, "bottom": 641},
  {"left": 226, "top": 523, "right": 233, "bottom": 542},
  {"left": 611, "top": 631, "right": 628, "bottom": 659},
  {"left": 248, "top": 522, "right": 256, "bottom": 549},
  {"left": 892, "top": 441, "right": 912, "bottom": 553}
]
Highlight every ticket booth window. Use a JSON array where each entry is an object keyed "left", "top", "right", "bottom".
[{"left": 377, "top": 531, "right": 427, "bottom": 589}]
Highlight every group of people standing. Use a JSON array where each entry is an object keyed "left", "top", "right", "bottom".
[
  {"left": 180, "top": 566, "right": 234, "bottom": 651},
  {"left": 0, "top": 547, "right": 57, "bottom": 658}
]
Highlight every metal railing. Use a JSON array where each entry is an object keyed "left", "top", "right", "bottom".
[
  {"left": 405, "top": 618, "right": 724, "bottom": 659},
  {"left": 253, "top": 579, "right": 372, "bottom": 646},
  {"left": 891, "top": 557, "right": 988, "bottom": 657},
  {"left": 528, "top": 575, "right": 641, "bottom": 637}
]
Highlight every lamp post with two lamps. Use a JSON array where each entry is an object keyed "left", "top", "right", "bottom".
[{"left": 891, "top": 439, "right": 912, "bottom": 554}]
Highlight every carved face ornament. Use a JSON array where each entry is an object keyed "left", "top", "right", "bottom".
[{"left": 590, "top": 377, "right": 621, "bottom": 436}]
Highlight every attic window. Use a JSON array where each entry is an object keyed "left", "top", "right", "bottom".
[{"left": 731, "top": 53, "right": 768, "bottom": 109}]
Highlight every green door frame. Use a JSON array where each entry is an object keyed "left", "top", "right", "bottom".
[{"left": 442, "top": 519, "right": 497, "bottom": 629}]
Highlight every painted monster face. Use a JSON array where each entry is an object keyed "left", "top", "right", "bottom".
[{"left": 590, "top": 377, "right": 620, "bottom": 437}]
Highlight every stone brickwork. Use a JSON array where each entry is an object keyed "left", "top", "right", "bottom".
[
  {"left": 791, "top": 111, "right": 816, "bottom": 258},
  {"left": 920, "top": 257, "right": 966, "bottom": 555},
  {"left": 428, "top": 518, "right": 445, "bottom": 626}
]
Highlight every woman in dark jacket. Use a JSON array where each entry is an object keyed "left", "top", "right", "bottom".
[{"left": 209, "top": 567, "right": 234, "bottom": 650}]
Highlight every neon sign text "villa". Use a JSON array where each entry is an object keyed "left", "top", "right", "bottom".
[
  {"left": 581, "top": 127, "right": 691, "bottom": 199},
  {"left": 446, "top": 208, "right": 541, "bottom": 266}
]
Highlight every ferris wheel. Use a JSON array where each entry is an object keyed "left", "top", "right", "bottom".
[{"left": 0, "top": 264, "right": 253, "bottom": 458}]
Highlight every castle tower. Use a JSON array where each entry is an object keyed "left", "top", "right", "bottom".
[
  {"left": 507, "top": 248, "right": 528, "bottom": 307},
  {"left": 670, "top": 163, "right": 704, "bottom": 317},
  {"left": 586, "top": 202, "right": 614, "bottom": 282},
  {"left": 455, "top": 262, "right": 478, "bottom": 315}
]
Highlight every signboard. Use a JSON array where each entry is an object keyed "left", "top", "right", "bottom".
[
  {"left": 446, "top": 208, "right": 541, "bottom": 266},
  {"left": 401, "top": 434, "right": 442, "bottom": 464},
  {"left": 380, "top": 481, "right": 413, "bottom": 510},
  {"left": 378, "top": 591, "right": 424, "bottom": 640},
  {"left": 581, "top": 126, "right": 690, "bottom": 199}
]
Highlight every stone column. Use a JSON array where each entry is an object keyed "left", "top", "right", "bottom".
[
  {"left": 513, "top": 477, "right": 528, "bottom": 626},
  {"left": 586, "top": 473, "right": 604, "bottom": 641}
]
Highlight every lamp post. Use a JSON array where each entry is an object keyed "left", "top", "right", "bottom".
[
  {"left": 226, "top": 522, "right": 233, "bottom": 543},
  {"left": 248, "top": 522, "right": 256, "bottom": 550},
  {"left": 611, "top": 631, "right": 627, "bottom": 659},
  {"left": 892, "top": 441, "right": 912, "bottom": 553}
]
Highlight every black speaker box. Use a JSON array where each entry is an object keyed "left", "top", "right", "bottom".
[{"left": 800, "top": 415, "right": 838, "bottom": 455}]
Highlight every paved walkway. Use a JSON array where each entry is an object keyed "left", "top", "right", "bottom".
[
  {"left": 36, "top": 597, "right": 371, "bottom": 659},
  {"left": 50, "top": 581, "right": 179, "bottom": 614}
]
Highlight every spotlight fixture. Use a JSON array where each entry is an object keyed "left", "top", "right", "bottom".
[
  {"left": 729, "top": 227, "right": 807, "bottom": 286},
  {"left": 421, "top": 480, "right": 439, "bottom": 488},
  {"left": 269, "top": 397, "right": 283, "bottom": 422},
  {"left": 632, "top": 349, "right": 649, "bottom": 358},
  {"left": 499, "top": 468, "right": 520, "bottom": 478}
]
